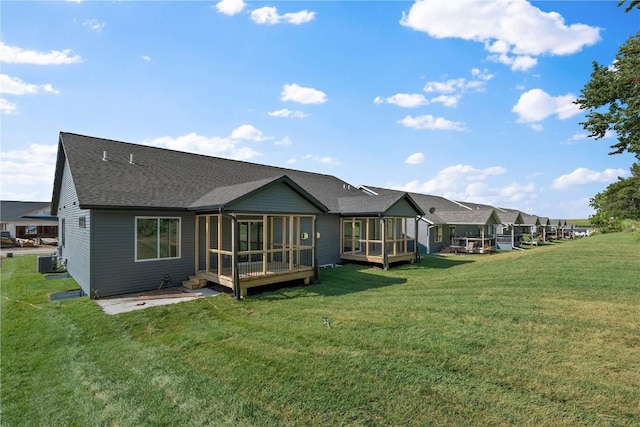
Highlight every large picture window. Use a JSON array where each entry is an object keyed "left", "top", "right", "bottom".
[{"left": 136, "top": 217, "right": 180, "bottom": 261}]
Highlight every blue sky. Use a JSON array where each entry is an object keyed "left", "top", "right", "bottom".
[{"left": 1, "top": 0, "right": 637, "bottom": 218}]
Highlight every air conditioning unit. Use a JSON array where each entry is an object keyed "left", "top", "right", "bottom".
[{"left": 37, "top": 255, "right": 57, "bottom": 273}]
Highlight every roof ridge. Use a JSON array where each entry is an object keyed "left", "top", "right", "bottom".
[{"left": 60, "top": 132, "right": 352, "bottom": 183}]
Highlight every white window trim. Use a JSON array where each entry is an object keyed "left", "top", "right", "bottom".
[{"left": 135, "top": 216, "right": 181, "bottom": 262}]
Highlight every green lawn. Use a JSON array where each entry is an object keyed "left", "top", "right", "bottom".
[{"left": 2, "top": 233, "right": 639, "bottom": 426}]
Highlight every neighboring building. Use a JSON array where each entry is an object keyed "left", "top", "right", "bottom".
[
  {"left": 362, "top": 187, "right": 503, "bottom": 254},
  {"left": 0, "top": 201, "right": 58, "bottom": 240},
  {"left": 52, "top": 133, "right": 423, "bottom": 299}
]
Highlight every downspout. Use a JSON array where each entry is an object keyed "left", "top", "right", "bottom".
[
  {"left": 381, "top": 215, "right": 388, "bottom": 270},
  {"left": 415, "top": 215, "right": 422, "bottom": 263},
  {"left": 313, "top": 216, "right": 320, "bottom": 284},
  {"left": 427, "top": 224, "right": 438, "bottom": 255}
]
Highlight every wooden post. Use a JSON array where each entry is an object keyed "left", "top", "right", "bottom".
[
  {"left": 231, "top": 215, "right": 240, "bottom": 300},
  {"left": 381, "top": 217, "right": 388, "bottom": 270},
  {"left": 289, "top": 215, "right": 294, "bottom": 271},
  {"left": 217, "top": 215, "right": 222, "bottom": 275},
  {"left": 205, "top": 215, "right": 210, "bottom": 273},
  {"left": 313, "top": 215, "right": 319, "bottom": 283},
  {"left": 263, "top": 214, "right": 268, "bottom": 275},
  {"left": 365, "top": 218, "right": 370, "bottom": 257}
]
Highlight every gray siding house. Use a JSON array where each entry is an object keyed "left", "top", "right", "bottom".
[
  {"left": 362, "top": 186, "right": 500, "bottom": 254},
  {"left": 52, "top": 133, "right": 423, "bottom": 299}
]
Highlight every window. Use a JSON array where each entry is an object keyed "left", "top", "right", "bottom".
[
  {"left": 79, "top": 216, "right": 86, "bottom": 228},
  {"left": 61, "top": 219, "right": 66, "bottom": 247},
  {"left": 434, "top": 225, "right": 443, "bottom": 243},
  {"left": 136, "top": 217, "right": 180, "bottom": 261}
]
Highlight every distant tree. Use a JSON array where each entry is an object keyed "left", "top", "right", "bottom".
[
  {"left": 575, "top": 1, "right": 639, "bottom": 158},
  {"left": 579, "top": 2, "right": 640, "bottom": 227},
  {"left": 589, "top": 162, "right": 640, "bottom": 227}
]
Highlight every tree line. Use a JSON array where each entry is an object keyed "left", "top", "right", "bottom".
[{"left": 575, "top": 0, "right": 639, "bottom": 230}]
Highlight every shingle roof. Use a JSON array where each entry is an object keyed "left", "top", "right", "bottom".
[
  {"left": 337, "top": 193, "right": 424, "bottom": 216},
  {"left": 52, "top": 133, "right": 401, "bottom": 215},
  {"left": 0, "top": 201, "right": 55, "bottom": 221},
  {"left": 518, "top": 213, "right": 540, "bottom": 226},
  {"left": 435, "top": 209, "right": 501, "bottom": 225},
  {"left": 362, "top": 185, "right": 468, "bottom": 224},
  {"left": 496, "top": 208, "right": 524, "bottom": 225},
  {"left": 188, "top": 175, "right": 328, "bottom": 212}
]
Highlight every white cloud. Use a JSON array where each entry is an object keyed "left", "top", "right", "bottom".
[
  {"left": 281, "top": 83, "right": 327, "bottom": 104},
  {"left": 397, "top": 114, "right": 466, "bottom": 131},
  {"left": 0, "top": 41, "right": 82, "bottom": 65},
  {"left": 83, "top": 19, "right": 105, "bottom": 31},
  {"left": 489, "top": 53, "right": 538, "bottom": 71},
  {"left": 0, "top": 74, "right": 60, "bottom": 95},
  {"left": 274, "top": 136, "right": 292, "bottom": 146},
  {"left": 405, "top": 152, "right": 425, "bottom": 164},
  {"left": 0, "top": 143, "right": 58, "bottom": 200},
  {"left": 268, "top": 108, "right": 309, "bottom": 118},
  {"left": 424, "top": 78, "right": 467, "bottom": 93},
  {"left": 551, "top": 167, "right": 627, "bottom": 190},
  {"left": 512, "top": 88, "right": 580, "bottom": 123},
  {"left": 229, "top": 124, "right": 269, "bottom": 141},
  {"left": 286, "top": 158, "right": 297, "bottom": 164},
  {"left": 250, "top": 6, "right": 315, "bottom": 25},
  {"left": 0, "top": 98, "right": 18, "bottom": 114},
  {"left": 530, "top": 123, "right": 544, "bottom": 132},
  {"left": 421, "top": 69, "right": 494, "bottom": 106},
  {"left": 141, "top": 55, "right": 152, "bottom": 62},
  {"left": 430, "top": 95, "right": 459, "bottom": 107},
  {"left": 144, "top": 132, "right": 261, "bottom": 160},
  {"left": 215, "top": 0, "right": 246, "bottom": 16},
  {"left": 303, "top": 154, "right": 340, "bottom": 165},
  {"left": 399, "top": 164, "right": 506, "bottom": 194},
  {"left": 374, "top": 93, "right": 428, "bottom": 108},
  {"left": 392, "top": 164, "right": 535, "bottom": 207},
  {"left": 400, "top": 0, "right": 600, "bottom": 71}
]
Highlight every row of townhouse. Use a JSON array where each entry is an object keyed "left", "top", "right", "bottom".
[{"left": 51, "top": 132, "right": 578, "bottom": 299}]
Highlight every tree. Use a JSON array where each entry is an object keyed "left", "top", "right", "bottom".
[
  {"left": 589, "top": 163, "right": 640, "bottom": 226},
  {"left": 575, "top": 3, "right": 639, "bottom": 159}
]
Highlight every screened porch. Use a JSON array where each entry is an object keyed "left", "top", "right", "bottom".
[
  {"left": 195, "top": 213, "right": 316, "bottom": 297},
  {"left": 340, "top": 216, "right": 418, "bottom": 269}
]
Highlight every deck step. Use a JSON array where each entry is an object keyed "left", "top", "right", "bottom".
[{"left": 182, "top": 277, "right": 207, "bottom": 290}]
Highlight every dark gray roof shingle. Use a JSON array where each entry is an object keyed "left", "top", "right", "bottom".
[
  {"left": 0, "top": 201, "right": 54, "bottom": 221},
  {"left": 362, "top": 185, "right": 468, "bottom": 224},
  {"left": 54, "top": 133, "right": 396, "bottom": 214}
]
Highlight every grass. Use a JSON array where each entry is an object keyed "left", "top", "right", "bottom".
[
  {"left": 2, "top": 233, "right": 639, "bottom": 426},
  {"left": 566, "top": 218, "right": 592, "bottom": 226}
]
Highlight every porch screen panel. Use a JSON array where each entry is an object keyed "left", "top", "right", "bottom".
[{"left": 221, "top": 216, "right": 232, "bottom": 252}]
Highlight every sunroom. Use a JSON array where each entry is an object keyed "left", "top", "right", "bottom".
[
  {"left": 337, "top": 194, "right": 424, "bottom": 269},
  {"left": 190, "top": 176, "right": 328, "bottom": 298}
]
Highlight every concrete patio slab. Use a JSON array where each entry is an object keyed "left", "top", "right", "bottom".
[{"left": 96, "top": 286, "right": 220, "bottom": 315}]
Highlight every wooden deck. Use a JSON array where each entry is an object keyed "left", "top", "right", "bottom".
[
  {"left": 196, "top": 262, "right": 315, "bottom": 298},
  {"left": 340, "top": 252, "right": 416, "bottom": 267}
]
